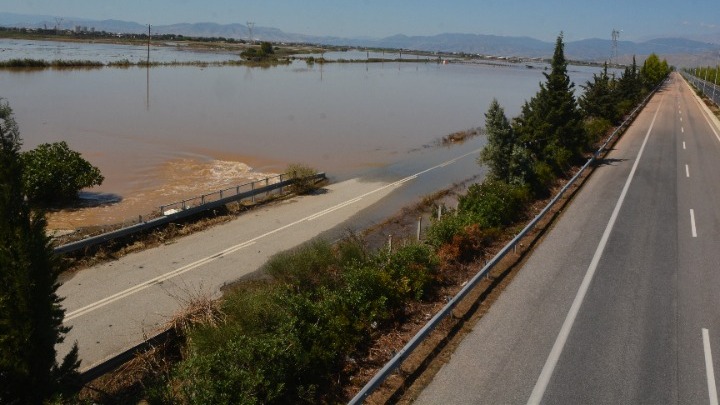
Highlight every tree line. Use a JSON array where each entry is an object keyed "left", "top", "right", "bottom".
[
  {"left": 688, "top": 65, "right": 720, "bottom": 85},
  {"left": 480, "top": 41, "right": 670, "bottom": 198}
]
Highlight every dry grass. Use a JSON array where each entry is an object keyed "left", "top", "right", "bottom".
[{"left": 164, "top": 285, "right": 225, "bottom": 335}]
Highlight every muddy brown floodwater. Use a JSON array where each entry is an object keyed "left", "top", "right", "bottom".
[{"left": 0, "top": 41, "right": 609, "bottom": 230}]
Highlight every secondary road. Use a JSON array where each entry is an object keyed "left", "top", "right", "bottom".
[
  {"left": 56, "top": 138, "right": 486, "bottom": 371},
  {"left": 416, "top": 72, "right": 720, "bottom": 404}
]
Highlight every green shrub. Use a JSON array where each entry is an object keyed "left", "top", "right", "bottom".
[
  {"left": 459, "top": 180, "right": 530, "bottom": 228},
  {"left": 285, "top": 163, "right": 319, "bottom": 195},
  {"left": 177, "top": 332, "right": 299, "bottom": 405},
  {"left": 584, "top": 117, "right": 613, "bottom": 143},
  {"left": 164, "top": 234, "right": 439, "bottom": 403},
  {"left": 21, "top": 141, "right": 104, "bottom": 204},
  {"left": 425, "top": 212, "right": 468, "bottom": 248},
  {"left": 263, "top": 239, "right": 338, "bottom": 291},
  {"left": 374, "top": 243, "right": 437, "bottom": 302}
]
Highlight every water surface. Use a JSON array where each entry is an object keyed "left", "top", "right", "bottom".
[{"left": 0, "top": 41, "right": 609, "bottom": 228}]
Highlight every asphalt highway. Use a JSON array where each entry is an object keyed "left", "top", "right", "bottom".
[{"left": 416, "top": 73, "right": 720, "bottom": 404}]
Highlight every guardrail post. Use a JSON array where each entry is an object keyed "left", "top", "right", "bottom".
[
  {"left": 182, "top": 200, "right": 186, "bottom": 210},
  {"left": 159, "top": 205, "right": 164, "bottom": 215}
]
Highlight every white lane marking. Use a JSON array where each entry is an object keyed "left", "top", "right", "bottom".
[
  {"left": 527, "top": 95, "right": 665, "bottom": 405},
  {"left": 682, "top": 127, "right": 684, "bottom": 133},
  {"left": 681, "top": 116, "right": 683, "bottom": 122},
  {"left": 691, "top": 209, "right": 698, "bottom": 238},
  {"left": 684, "top": 141, "right": 687, "bottom": 150},
  {"left": 688, "top": 82, "right": 720, "bottom": 143},
  {"left": 686, "top": 164, "right": 690, "bottom": 178},
  {"left": 64, "top": 148, "right": 483, "bottom": 321},
  {"left": 703, "top": 328, "right": 719, "bottom": 405},
  {"left": 65, "top": 241, "right": 256, "bottom": 321}
]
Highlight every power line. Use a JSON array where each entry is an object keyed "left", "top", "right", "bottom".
[
  {"left": 246, "top": 22, "right": 255, "bottom": 44},
  {"left": 611, "top": 29, "right": 621, "bottom": 65}
]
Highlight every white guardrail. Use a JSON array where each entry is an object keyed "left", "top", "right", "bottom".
[
  {"left": 54, "top": 172, "right": 326, "bottom": 255},
  {"left": 682, "top": 71, "right": 720, "bottom": 108},
  {"left": 348, "top": 80, "right": 666, "bottom": 404}
]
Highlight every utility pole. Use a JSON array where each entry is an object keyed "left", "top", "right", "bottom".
[
  {"left": 55, "top": 17, "right": 64, "bottom": 34},
  {"left": 611, "top": 29, "right": 621, "bottom": 65},
  {"left": 246, "top": 21, "right": 255, "bottom": 44},
  {"left": 147, "top": 24, "right": 151, "bottom": 63}
]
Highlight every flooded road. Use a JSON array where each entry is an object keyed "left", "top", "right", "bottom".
[{"left": 0, "top": 42, "right": 607, "bottom": 229}]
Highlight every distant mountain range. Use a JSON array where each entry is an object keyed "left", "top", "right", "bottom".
[{"left": 1, "top": 12, "right": 718, "bottom": 65}]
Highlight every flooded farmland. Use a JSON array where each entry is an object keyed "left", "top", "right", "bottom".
[{"left": 0, "top": 39, "right": 609, "bottom": 229}]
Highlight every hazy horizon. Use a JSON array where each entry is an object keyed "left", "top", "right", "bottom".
[{"left": 2, "top": 1, "right": 719, "bottom": 43}]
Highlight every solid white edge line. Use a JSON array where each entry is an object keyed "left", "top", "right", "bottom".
[
  {"left": 704, "top": 328, "right": 719, "bottom": 405},
  {"left": 64, "top": 148, "right": 484, "bottom": 322},
  {"left": 690, "top": 209, "right": 698, "bottom": 238},
  {"left": 686, "top": 164, "right": 690, "bottom": 178},
  {"left": 684, "top": 79, "right": 720, "bottom": 143},
  {"left": 526, "top": 94, "right": 665, "bottom": 405}
]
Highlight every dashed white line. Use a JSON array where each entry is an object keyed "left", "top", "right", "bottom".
[
  {"left": 703, "top": 328, "right": 719, "bottom": 405},
  {"left": 690, "top": 209, "right": 698, "bottom": 238},
  {"left": 681, "top": 127, "right": 684, "bottom": 133},
  {"left": 681, "top": 116, "right": 683, "bottom": 122},
  {"left": 683, "top": 141, "right": 687, "bottom": 150},
  {"left": 686, "top": 164, "right": 690, "bottom": 178},
  {"left": 526, "top": 94, "right": 665, "bottom": 405}
]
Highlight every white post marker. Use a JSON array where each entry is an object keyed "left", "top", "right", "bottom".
[
  {"left": 686, "top": 164, "right": 690, "bottom": 178},
  {"left": 703, "top": 328, "right": 719, "bottom": 405}
]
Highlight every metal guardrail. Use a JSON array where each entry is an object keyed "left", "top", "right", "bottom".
[
  {"left": 348, "top": 82, "right": 665, "bottom": 404},
  {"left": 55, "top": 172, "right": 326, "bottom": 255},
  {"left": 682, "top": 71, "right": 720, "bottom": 107}
]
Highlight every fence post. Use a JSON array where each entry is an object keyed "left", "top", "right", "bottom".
[
  {"left": 182, "top": 200, "right": 186, "bottom": 210},
  {"left": 201, "top": 195, "right": 205, "bottom": 205}
]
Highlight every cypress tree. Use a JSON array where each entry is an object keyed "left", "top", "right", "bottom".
[
  {"left": 580, "top": 63, "right": 620, "bottom": 123},
  {"left": 0, "top": 100, "right": 80, "bottom": 404},
  {"left": 479, "top": 99, "right": 516, "bottom": 182},
  {"left": 514, "top": 33, "right": 586, "bottom": 174}
]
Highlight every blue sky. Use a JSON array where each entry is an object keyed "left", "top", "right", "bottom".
[{"left": 3, "top": 0, "right": 719, "bottom": 42}]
